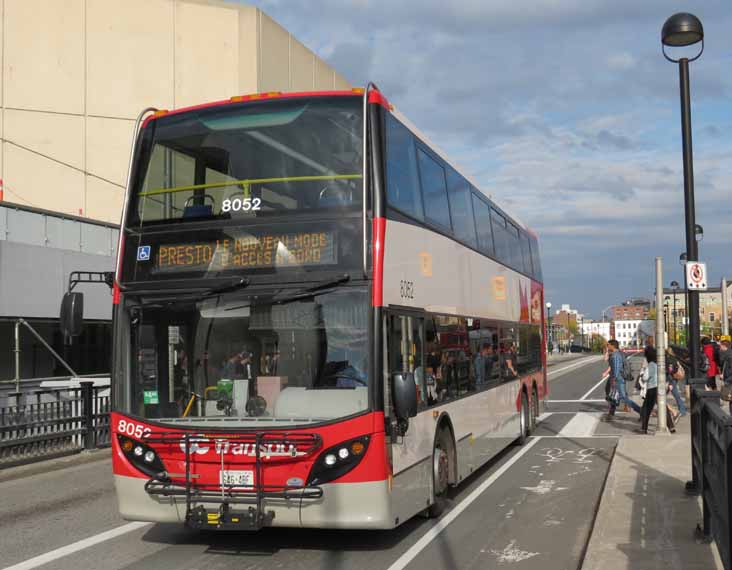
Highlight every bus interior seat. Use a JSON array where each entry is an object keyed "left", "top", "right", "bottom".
[
  {"left": 183, "top": 194, "right": 215, "bottom": 218},
  {"left": 273, "top": 387, "right": 368, "bottom": 420}
]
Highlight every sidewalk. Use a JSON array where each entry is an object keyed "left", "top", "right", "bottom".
[{"left": 582, "top": 416, "right": 723, "bottom": 569}]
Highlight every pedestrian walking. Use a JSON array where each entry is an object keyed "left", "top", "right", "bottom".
[
  {"left": 604, "top": 339, "right": 641, "bottom": 419},
  {"left": 702, "top": 337, "right": 718, "bottom": 390},
  {"left": 719, "top": 340, "right": 732, "bottom": 413},
  {"left": 638, "top": 347, "right": 676, "bottom": 434},
  {"left": 665, "top": 347, "right": 688, "bottom": 418}
]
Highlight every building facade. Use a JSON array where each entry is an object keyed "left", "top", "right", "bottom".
[
  {"left": 613, "top": 319, "right": 642, "bottom": 348},
  {"left": 581, "top": 321, "right": 611, "bottom": 342},
  {"left": 662, "top": 284, "right": 732, "bottom": 342},
  {"left": 609, "top": 298, "right": 650, "bottom": 321},
  {"left": 0, "top": 0, "right": 350, "bottom": 382}
]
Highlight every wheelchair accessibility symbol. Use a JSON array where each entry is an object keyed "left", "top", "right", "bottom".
[{"left": 137, "top": 246, "right": 151, "bottom": 262}]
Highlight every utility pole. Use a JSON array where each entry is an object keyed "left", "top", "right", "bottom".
[
  {"left": 656, "top": 257, "right": 668, "bottom": 433},
  {"left": 723, "top": 278, "right": 729, "bottom": 337}
]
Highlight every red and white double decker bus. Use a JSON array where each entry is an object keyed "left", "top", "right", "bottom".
[{"left": 98, "top": 86, "right": 545, "bottom": 530}]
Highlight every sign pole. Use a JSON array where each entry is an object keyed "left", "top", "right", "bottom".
[{"left": 656, "top": 257, "right": 668, "bottom": 433}]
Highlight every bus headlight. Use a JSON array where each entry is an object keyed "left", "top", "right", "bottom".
[
  {"left": 307, "top": 436, "right": 370, "bottom": 486},
  {"left": 117, "top": 434, "right": 166, "bottom": 478}
]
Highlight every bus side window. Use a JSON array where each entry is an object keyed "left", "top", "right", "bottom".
[{"left": 388, "top": 315, "right": 426, "bottom": 409}]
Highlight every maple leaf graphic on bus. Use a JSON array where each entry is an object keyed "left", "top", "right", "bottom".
[{"left": 519, "top": 282, "right": 530, "bottom": 323}]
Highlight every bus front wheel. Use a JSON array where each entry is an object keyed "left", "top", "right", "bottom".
[{"left": 427, "top": 428, "right": 452, "bottom": 518}]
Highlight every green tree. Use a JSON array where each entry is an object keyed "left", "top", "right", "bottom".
[{"left": 590, "top": 334, "right": 607, "bottom": 353}]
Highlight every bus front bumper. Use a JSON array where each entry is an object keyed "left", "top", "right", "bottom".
[{"left": 114, "top": 474, "right": 394, "bottom": 530}]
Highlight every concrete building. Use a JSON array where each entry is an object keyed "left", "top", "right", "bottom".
[
  {"left": 581, "top": 321, "right": 611, "bottom": 342},
  {"left": 0, "top": 0, "right": 350, "bottom": 381},
  {"left": 609, "top": 299, "right": 650, "bottom": 321},
  {"left": 614, "top": 319, "right": 645, "bottom": 348}
]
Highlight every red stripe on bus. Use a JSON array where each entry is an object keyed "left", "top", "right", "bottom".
[
  {"left": 368, "top": 90, "right": 390, "bottom": 109},
  {"left": 140, "top": 91, "right": 361, "bottom": 129},
  {"left": 372, "top": 217, "right": 386, "bottom": 307},
  {"left": 112, "top": 283, "right": 121, "bottom": 305}
]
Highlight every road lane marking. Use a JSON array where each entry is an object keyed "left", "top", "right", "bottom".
[
  {"left": 547, "top": 399, "right": 606, "bottom": 403},
  {"left": 386, "top": 438, "right": 541, "bottom": 570},
  {"left": 580, "top": 375, "right": 608, "bottom": 401},
  {"left": 2, "top": 522, "right": 152, "bottom": 570},
  {"left": 557, "top": 413, "right": 602, "bottom": 437},
  {"left": 547, "top": 357, "right": 602, "bottom": 378},
  {"left": 532, "top": 435, "right": 619, "bottom": 439}
]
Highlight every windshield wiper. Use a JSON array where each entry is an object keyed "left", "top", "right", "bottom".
[
  {"left": 271, "top": 274, "right": 351, "bottom": 305},
  {"left": 125, "top": 277, "right": 250, "bottom": 303},
  {"left": 224, "top": 274, "right": 351, "bottom": 312}
]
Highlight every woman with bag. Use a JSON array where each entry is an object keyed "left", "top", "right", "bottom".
[
  {"left": 666, "top": 348, "right": 688, "bottom": 418},
  {"left": 639, "top": 347, "right": 676, "bottom": 434}
]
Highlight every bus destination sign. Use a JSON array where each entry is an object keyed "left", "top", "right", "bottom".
[{"left": 154, "top": 231, "right": 336, "bottom": 272}]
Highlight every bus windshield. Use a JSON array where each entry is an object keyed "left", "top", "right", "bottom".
[
  {"left": 120, "top": 287, "right": 369, "bottom": 427},
  {"left": 129, "top": 96, "right": 363, "bottom": 226}
]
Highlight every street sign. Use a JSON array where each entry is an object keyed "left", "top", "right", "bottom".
[{"left": 686, "top": 261, "right": 708, "bottom": 290}]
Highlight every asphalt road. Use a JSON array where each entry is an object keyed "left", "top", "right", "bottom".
[{"left": 0, "top": 355, "right": 622, "bottom": 570}]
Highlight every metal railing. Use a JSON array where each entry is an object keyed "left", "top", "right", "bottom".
[
  {"left": 0, "top": 382, "right": 110, "bottom": 469},
  {"left": 690, "top": 380, "right": 732, "bottom": 569}
]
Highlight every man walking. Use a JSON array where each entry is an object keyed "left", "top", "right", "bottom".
[
  {"left": 719, "top": 340, "right": 732, "bottom": 413},
  {"left": 605, "top": 339, "right": 641, "bottom": 419}
]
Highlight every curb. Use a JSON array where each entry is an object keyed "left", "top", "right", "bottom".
[{"left": 0, "top": 447, "right": 112, "bottom": 484}]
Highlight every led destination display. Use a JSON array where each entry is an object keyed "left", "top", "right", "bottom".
[{"left": 155, "top": 231, "right": 336, "bottom": 272}]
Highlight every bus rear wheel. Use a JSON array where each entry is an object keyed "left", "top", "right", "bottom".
[
  {"left": 531, "top": 386, "right": 540, "bottom": 432},
  {"left": 427, "top": 428, "right": 451, "bottom": 518},
  {"left": 515, "top": 391, "right": 529, "bottom": 445}
]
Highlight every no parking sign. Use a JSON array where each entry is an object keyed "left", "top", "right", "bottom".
[{"left": 686, "top": 261, "right": 708, "bottom": 290}]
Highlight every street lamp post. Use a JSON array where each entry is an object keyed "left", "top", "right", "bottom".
[
  {"left": 580, "top": 316, "right": 584, "bottom": 350},
  {"left": 663, "top": 11, "right": 704, "bottom": 497},
  {"left": 662, "top": 12, "right": 704, "bottom": 379},
  {"left": 671, "top": 280, "right": 679, "bottom": 344},
  {"left": 680, "top": 253, "right": 689, "bottom": 344},
  {"left": 546, "top": 302, "right": 552, "bottom": 353}
]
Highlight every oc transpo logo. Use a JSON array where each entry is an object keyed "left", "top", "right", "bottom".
[
  {"left": 178, "top": 436, "right": 303, "bottom": 458},
  {"left": 179, "top": 435, "right": 210, "bottom": 455}
]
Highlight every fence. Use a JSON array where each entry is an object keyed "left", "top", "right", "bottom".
[
  {"left": 0, "top": 382, "right": 110, "bottom": 469},
  {"left": 691, "top": 381, "right": 732, "bottom": 569}
]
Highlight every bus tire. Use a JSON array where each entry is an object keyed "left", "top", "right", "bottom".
[
  {"left": 515, "top": 391, "right": 529, "bottom": 445},
  {"left": 531, "top": 385, "right": 540, "bottom": 432},
  {"left": 427, "top": 428, "right": 452, "bottom": 518}
]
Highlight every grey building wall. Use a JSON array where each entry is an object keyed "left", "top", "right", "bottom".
[{"left": 0, "top": 241, "right": 114, "bottom": 320}]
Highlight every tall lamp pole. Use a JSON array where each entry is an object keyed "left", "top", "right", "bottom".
[
  {"left": 662, "top": 12, "right": 704, "bottom": 495},
  {"left": 662, "top": 12, "right": 704, "bottom": 379},
  {"left": 680, "top": 253, "right": 689, "bottom": 344},
  {"left": 546, "top": 302, "right": 552, "bottom": 353},
  {"left": 671, "top": 280, "right": 679, "bottom": 344}
]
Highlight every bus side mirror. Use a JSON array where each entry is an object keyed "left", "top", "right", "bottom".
[
  {"left": 392, "top": 372, "right": 418, "bottom": 420},
  {"left": 60, "top": 292, "right": 84, "bottom": 337}
]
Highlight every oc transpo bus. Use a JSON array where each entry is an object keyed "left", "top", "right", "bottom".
[{"left": 82, "top": 86, "right": 545, "bottom": 531}]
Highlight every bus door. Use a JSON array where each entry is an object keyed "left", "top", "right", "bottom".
[{"left": 385, "top": 311, "right": 432, "bottom": 520}]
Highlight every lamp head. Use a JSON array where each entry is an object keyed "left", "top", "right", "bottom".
[
  {"left": 662, "top": 13, "right": 704, "bottom": 62},
  {"left": 546, "top": 302, "right": 552, "bottom": 309},
  {"left": 662, "top": 13, "right": 703, "bottom": 47},
  {"left": 671, "top": 280, "right": 679, "bottom": 288}
]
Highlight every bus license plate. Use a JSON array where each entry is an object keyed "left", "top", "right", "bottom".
[{"left": 220, "top": 470, "right": 254, "bottom": 487}]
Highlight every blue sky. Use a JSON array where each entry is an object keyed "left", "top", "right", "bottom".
[{"left": 246, "top": 0, "right": 732, "bottom": 318}]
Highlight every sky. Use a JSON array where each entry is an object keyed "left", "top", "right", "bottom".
[{"left": 246, "top": 0, "right": 732, "bottom": 319}]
